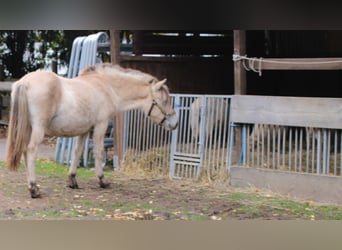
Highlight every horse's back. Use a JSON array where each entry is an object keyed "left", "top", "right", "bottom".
[{"left": 13, "top": 71, "right": 63, "bottom": 123}]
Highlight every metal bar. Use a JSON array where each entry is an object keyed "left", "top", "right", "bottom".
[
  {"left": 282, "top": 127, "right": 286, "bottom": 168},
  {"left": 294, "top": 128, "right": 298, "bottom": 171},
  {"left": 317, "top": 129, "right": 321, "bottom": 174},
  {"left": 333, "top": 130, "right": 337, "bottom": 176},
  {"left": 272, "top": 126, "right": 276, "bottom": 169},
  {"left": 340, "top": 131, "right": 342, "bottom": 176},
  {"left": 266, "top": 125, "right": 270, "bottom": 168},
  {"left": 311, "top": 129, "right": 315, "bottom": 174},
  {"left": 305, "top": 127, "right": 310, "bottom": 173},
  {"left": 227, "top": 123, "right": 235, "bottom": 171},
  {"left": 277, "top": 126, "right": 281, "bottom": 169},
  {"left": 251, "top": 124, "right": 255, "bottom": 167},
  {"left": 257, "top": 124, "right": 260, "bottom": 166},
  {"left": 326, "top": 130, "right": 331, "bottom": 175},
  {"left": 261, "top": 124, "right": 265, "bottom": 168},
  {"left": 246, "top": 124, "right": 250, "bottom": 166},
  {"left": 299, "top": 128, "right": 303, "bottom": 172}
]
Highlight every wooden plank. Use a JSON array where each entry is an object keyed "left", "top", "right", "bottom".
[
  {"left": 258, "top": 57, "right": 342, "bottom": 70},
  {"left": 131, "top": 30, "right": 232, "bottom": 56},
  {"left": 230, "top": 95, "right": 342, "bottom": 129},
  {"left": 110, "top": 30, "right": 121, "bottom": 64},
  {"left": 120, "top": 54, "right": 229, "bottom": 62},
  {"left": 230, "top": 166, "right": 342, "bottom": 204}
]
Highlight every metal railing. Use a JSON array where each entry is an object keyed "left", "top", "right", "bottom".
[
  {"left": 122, "top": 94, "right": 232, "bottom": 180},
  {"left": 123, "top": 94, "right": 342, "bottom": 181},
  {"left": 230, "top": 124, "right": 342, "bottom": 176}
]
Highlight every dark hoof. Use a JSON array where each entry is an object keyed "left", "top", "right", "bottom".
[
  {"left": 99, "top": 175, "right": 110, "bottom": 188},
  {"left": 68, "top": 174, "right": 79, "bottom": 189},
  {"left": 29, "top": 183, "right": 41, "bottom": 199}
]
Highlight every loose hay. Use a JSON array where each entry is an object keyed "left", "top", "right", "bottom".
[{"left": 122, "top": 147, "right": 170, "bottom": 177}]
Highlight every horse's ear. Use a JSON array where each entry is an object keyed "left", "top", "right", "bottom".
[{"left": 152, "top": 78, "right": 167, "bottom": 92}]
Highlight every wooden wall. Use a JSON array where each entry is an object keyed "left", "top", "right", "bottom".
[
  {"left": 120, "top": 56, "right": 234, "bottom": 94},
  {"left": 117, "top": 31, "right": 234, "bottom": 95},
  {"left": 117, "top": 30, "right": 342, "bottom": 97}
]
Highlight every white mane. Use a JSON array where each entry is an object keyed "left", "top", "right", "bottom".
[{"left": 80, "top": 63, "right": 158, "bottom": 83}]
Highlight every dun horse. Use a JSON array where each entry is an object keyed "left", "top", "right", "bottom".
[
  {"left": 6, "top": 63, "right": 178, "bottom": 198},
  {"left": 190, "top": 97, "right": 229, "bottom": 142}
]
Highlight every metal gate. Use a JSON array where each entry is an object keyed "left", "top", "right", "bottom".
[
  {"left": 170, "top": 95, "right": 204, "bottom": 179},
  {"left": 170, "top": 95, "right": 231, "bottom": 180},
  {"left": 54, "top": 32, "right": 111, "bottom": 166},
  {"left": 122, "top": 94, "right": 231, "bottom": 180}
]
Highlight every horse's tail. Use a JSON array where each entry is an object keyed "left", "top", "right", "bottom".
[{"left": 6, "top": 83, "right": 32, "bottom": 171}]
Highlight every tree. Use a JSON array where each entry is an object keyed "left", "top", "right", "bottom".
[{"left": 0, "top": 30, "right": 101, "bottom": 79}]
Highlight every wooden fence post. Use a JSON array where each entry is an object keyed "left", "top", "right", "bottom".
[
  {"left": 233, "top": 30, "right": 247, "bottom": 164},
  {"left": 233, "top": 30, "right": 247, "bottom": 95},
  {"left": 110, "top": 30, "right": 124, "bottom": 169}
]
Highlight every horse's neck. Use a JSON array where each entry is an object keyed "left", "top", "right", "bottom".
[{"left": 110, "top": 80, "right": 150, "bottom": 112}]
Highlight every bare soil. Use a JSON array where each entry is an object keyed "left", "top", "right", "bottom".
[
  {"left": 0, "top": 165, "right": 239, "bottom": 220},
  {"left": 0, "top": 126, "right": 340, "bottom": 220}
]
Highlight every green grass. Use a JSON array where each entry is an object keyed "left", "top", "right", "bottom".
[
  {"left": 0, "top": 159, "right": 111, "bottom": 180},
  {"left": 223, "top": 189, "right": 342, "bottom": 220}
]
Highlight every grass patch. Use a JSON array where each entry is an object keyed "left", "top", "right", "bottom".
[
  {"left": 224, "top": 189, "right": 342, "bottom": 220},
  {"left": 0, "top": 159, "right": 112, "bottom": 180}
]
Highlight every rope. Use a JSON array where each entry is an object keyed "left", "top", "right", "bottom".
[{"left": 232, "top": 54, "right": 342, "bottom": 77}]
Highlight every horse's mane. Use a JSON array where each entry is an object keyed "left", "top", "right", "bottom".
[{"left": 79, "top": 63, "right": 158, "bottom": 84}]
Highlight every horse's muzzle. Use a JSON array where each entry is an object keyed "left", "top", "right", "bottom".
[{"left": 168, "top": 121, "right": 178, "bottom": 130}]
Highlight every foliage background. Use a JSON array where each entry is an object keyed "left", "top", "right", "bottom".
[{"left": 0, "top": 30, "right": 101, "bottom": 79}]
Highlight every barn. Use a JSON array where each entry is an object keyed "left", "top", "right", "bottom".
[
  {"left": 2, "top": 30, "right": 341, "bottom": 203},
  {"left": 108, "top": 30, "right": 342, "bottom": 204}
]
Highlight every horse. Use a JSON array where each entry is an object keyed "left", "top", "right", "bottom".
[
  {"left": 190, "top": 97, "right": 229, "bottom": 143},
  {"left": 6, "top": 63, "right": 178, "bottom": 198}
]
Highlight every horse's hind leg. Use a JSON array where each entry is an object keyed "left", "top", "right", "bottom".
[
  {"left": 67, "top": 133, "right": 87, "bottom": 189},
  {"left": 26, "top": 128, "right": 45, "bottom": 198},
  {"left": 93, "top": 122, "right": 110, "bottom": 188}
]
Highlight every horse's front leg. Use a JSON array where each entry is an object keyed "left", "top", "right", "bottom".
[
  {"left": 93, "top": 122, "right": 110, "bottom": 188},
  {"left": 26, "top": 129, "right": 45, "bottom": 198},
  {"left": 67, "top": 134, "right": 87, "bottom": 189}
]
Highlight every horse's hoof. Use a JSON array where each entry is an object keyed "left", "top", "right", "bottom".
[
  {"left": 68, "top": 174, "right": 79, "bottom": 189},
  {"left": 99, "top": 181, "right": 110, "bottom": 188},
  {"left": 29, "top": 183, "right": 41, "bottom": 199},
  {"left": 98, "top": 175, "right": 110, "bottom": 188}
]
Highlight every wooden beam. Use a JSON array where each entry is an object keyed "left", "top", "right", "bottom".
[
  {"left": 233, "top": 30, "right": 246, "bottom": 95},
  {"left": 257, "top": 57, "right": 342, "bottom": 70},
  {"left": 230, "top": 95, "right": 342, "bottom": 129},
  {"left": 110, "top": 30, "right": 121, "bottom": 64},
  {"left": 110, "top": 30, "right": 125, "bottom": 169}
]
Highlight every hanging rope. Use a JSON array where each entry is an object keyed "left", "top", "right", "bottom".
[{"left": 232, "top": 54, "right": 342, "bottom": 77}]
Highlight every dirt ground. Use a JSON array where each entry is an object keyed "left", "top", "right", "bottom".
[
  {"left": 0, "top": 165, "right": 240, "bottom": 220},
  {"left": 0, "top": 126, "right": 340, "bottom": 220},
  {"left": 0, "top": 126, "right": 241, "bottom": 220}
]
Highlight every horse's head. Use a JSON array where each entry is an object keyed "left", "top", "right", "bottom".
[{"left": 146, "top": 79, "right": 178, "bottom": 130}]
